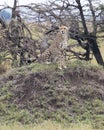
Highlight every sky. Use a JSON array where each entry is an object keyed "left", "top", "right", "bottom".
[
  {"left": 0, "top": 0, "right": 47, "bottom": 7},
  {"left": 0, "top": 0, "right": 104, "bottom": 7}
]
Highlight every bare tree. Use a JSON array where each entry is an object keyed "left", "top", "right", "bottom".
[
  {"left": 28, "top": 0, "right": 104, "bottom": 65},
  {"left": 0, "top": 0, "right": 104, "bottom": 67},
  {"left": 0, "top": 0, "right": 39, "bottom": 66}
]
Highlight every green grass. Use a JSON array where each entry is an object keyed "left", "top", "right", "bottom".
[
  {"left": 0, "top": 121, "right": 97, "bottom": 130},
  {"left": 0, "top": 62, "right": 104, "bottom": 129}
]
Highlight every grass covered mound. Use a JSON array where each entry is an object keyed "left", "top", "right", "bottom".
[
  {"left": 0, "top": 120, "right": 95, "bottom": 130},
  {"left": 0, "top": 62, "right": 104, "bottom": 129}
]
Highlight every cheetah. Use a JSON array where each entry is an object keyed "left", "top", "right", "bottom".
[{"left": 39, "top": 25, "right": 69, "bottom": 70}]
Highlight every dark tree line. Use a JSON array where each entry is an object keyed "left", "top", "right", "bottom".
[{"left": 0, "top": 0, "right": 104, "bottom": 67}]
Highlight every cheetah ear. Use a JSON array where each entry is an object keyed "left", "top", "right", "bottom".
[{"left": 59, "top": 26, "right": 68, "bottom": 30}]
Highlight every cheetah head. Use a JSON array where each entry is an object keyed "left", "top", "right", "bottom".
[{"left": 59, "top": 25, "right": 68, "bottom": 35}]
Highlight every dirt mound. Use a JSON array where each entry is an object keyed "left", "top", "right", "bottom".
[{"left": 0, "top": 64, "right": 104, "bottom": 128}]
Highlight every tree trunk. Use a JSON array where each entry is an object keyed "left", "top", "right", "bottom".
[
  {"left": 76, "top": 0, "right": 104, "bottom": 66},
  {"left": 88, "top": 36, "right": 104, "bottom": 65},
  {"left": 12, "top": 0, "right": 17, "bottom": 18}
]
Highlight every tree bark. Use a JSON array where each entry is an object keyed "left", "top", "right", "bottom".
[
  {"left": 12, "top": 0, "right": 17, "bottom": 18},
  {"left": 88, "top": 35, "right": 104, "bottom": 65},
  {"left": 76, "top": 0, "right": 104, "bottom": 66}
]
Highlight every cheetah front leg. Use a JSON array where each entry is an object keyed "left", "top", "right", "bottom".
[
  {"left": 61, "top": 56, "right": 67, "bottom": 69},
  {"left": 57, "top": 59, "right": 67, "bottom": 70},
  {"left": 57, "top": 51, "right": 67, "bottom": 70}
]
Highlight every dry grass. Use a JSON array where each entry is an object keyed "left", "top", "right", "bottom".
[{"left": 0, "top": 121, "right": 96, "bottom": 130}]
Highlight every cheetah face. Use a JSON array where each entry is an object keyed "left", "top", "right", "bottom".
[{"left": 59, "top": 26, "right": 68, "bottom": 35}]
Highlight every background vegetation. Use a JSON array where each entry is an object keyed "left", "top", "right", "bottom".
[{"left": 0, "top": 0, "right": 104, "bottom": 130}]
